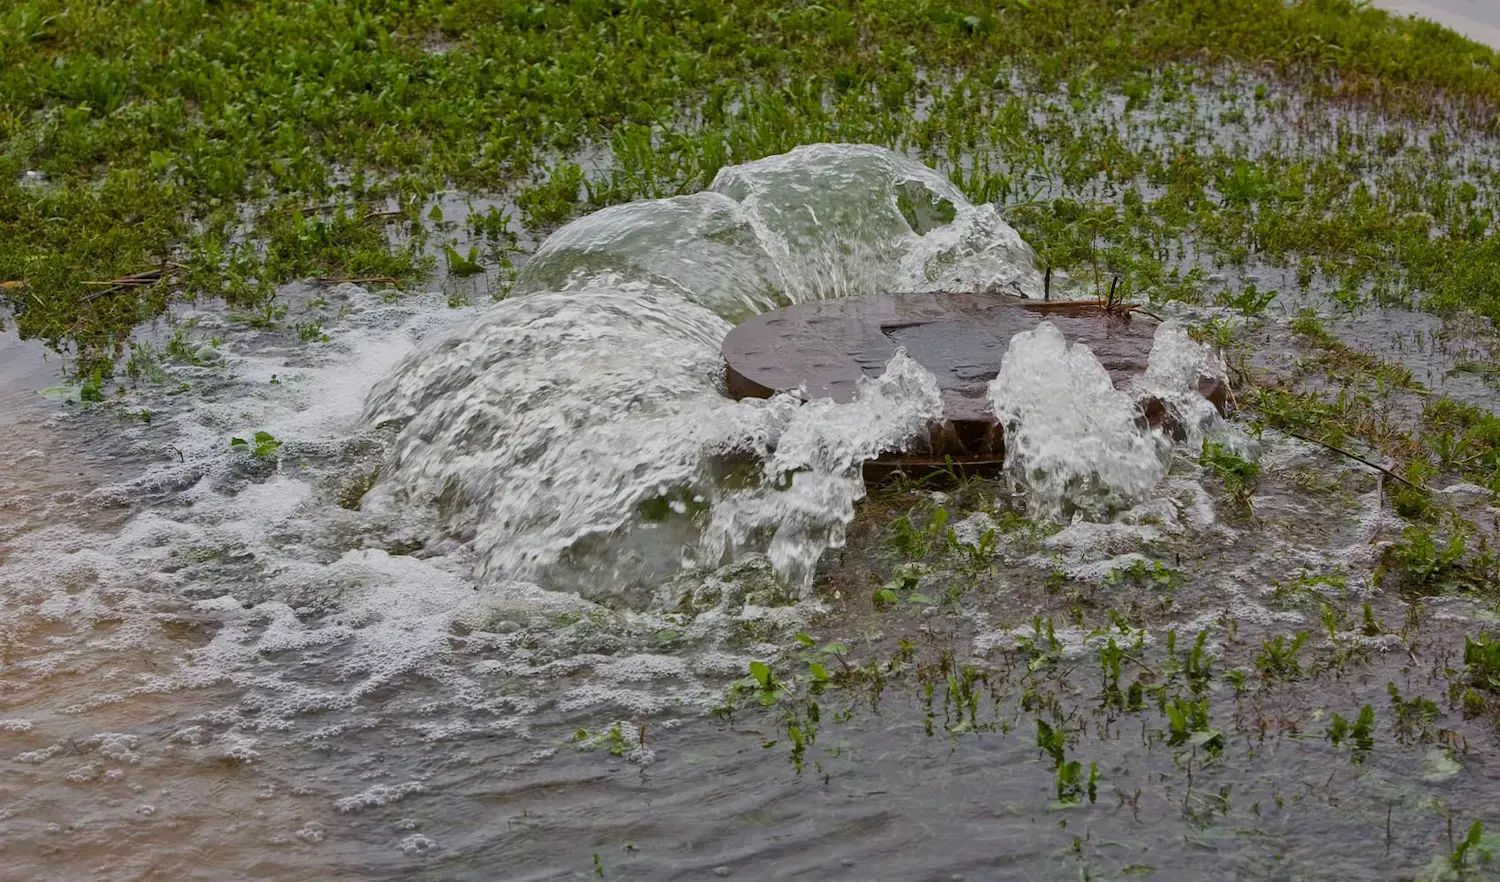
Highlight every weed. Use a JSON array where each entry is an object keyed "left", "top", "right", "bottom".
[
  {"left": 1037, "top": 719, "right": 1098, "bottom": 806},
  {"left": 229, "top": 431, "right": 282, "bottom": 459},
  {"left": 574, "top": 721, "right": 634, "bottom": 757},
  {"left": 1388, "top": 682, "right": 1443, "bottom": 745},
  {"left": 1201, "top": 441, "right": 1260, "bottom": 509},
  {"left": 1254, "top": 632, "right": 1308, "bottom": 682},
  {"left": 1381, "top": 525, "right": 1474, "bottom": 594},
  {"left": 1464, "top": 634, "right": 1500, "bottom": 693},
  {"left": 1453, "top": 820, "right": 1491, "bottom": 870},
  {"left": 1325, "top": 704, "right": 1375, "bottom": 762}
]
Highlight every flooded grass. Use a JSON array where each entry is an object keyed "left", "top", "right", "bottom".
[
  {"left": 4, "top": 0, "right": 1500, "bottom": 372},
  {"left": 3, "top": 1, "right": 1500, "bottom": 880}
]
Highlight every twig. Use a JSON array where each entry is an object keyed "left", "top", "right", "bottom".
[
  {"left": 81, "top": 268, "right": 176, "bottom": 302},
  {"left": 1282, "top": 429, "right": 1423, "bottom": 490},
  {"left": 1043, "top": 266, "right": 1051, "bottom": 302},
  {"left": 315, "top": 276, "right": 399, "bottom": 286},
  {"left": 364, "top": 209, "right": 408, "bottom": 220}
]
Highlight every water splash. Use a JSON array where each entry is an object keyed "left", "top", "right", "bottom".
[
  {"left": 702, "top": 350, "right": 943, "bottom": 591},
  {"left": 368, "top": 144, "right": 1039, "bottom": 589},
  {"left": 1137, "top": 318, "right": 1229, "bottom": 448},
  {"left": 990, "top": 321, "right": 1169, "bottom": 520},
  {"left": 512, "top": 143, "right": 1043, "bottom": 321}
]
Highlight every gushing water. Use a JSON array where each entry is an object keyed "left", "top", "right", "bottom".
[
  {"left": 366, "top": 144, "right": 1041, "bottom": 590},
  {"left": 702, "top": 350, "right": 943, "bottom": 591},
  {"left": 0, "top": 143, "right": 1247, "bottom": 880},
  {"left": 990, "top": 319, "right": 1224, "bottom": 520}
]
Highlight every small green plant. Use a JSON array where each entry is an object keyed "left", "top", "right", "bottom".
[
  {"left": 567, "top": 720, "right": 627, "bottom": 756},
  {"left": 873, "top": 569, "right": 936, "bottom": 610},
  {"left": 1452, "top": 820, "right": 1491, "bottom": 870},
  {"left": 1254, "top": 632, "right": 1308, "bottom": 682},
  {"left": 1381, "top": 525, "right": 1471, "bottom": 593},
  {"left": 79, "top": 372, "right": 106, "bottom": 403},
  {"left": 1223, "top": 282, "right": 1275, "bottom": 317},
  {"left": 1105, "top": 557, "right": 1180, "bottom": 591},
  {"left": 947, "top": 525, "right": 998, "bottom": 575},
  {"left": 1325, "top": 704, "right": 1375, "bottom": 762},
  {"left": 792, "top": 633, "right": 847, "bottom": 685},
  {"left": 1464, "top": 634, "right": 1500, "bottom": 693},
  {"left": 1387, "top": 682, "right": 1443, "bottom": 745},
  {"left": 1201, "top": 440, "right": 1260, "bottom": 509},
  {"left": 1036, "top": 719, "right": 1098, "bottom": 806},
  {"left": 1164, "top": 696, "right": 1223, "bottom": 757},
  {"left": 230, "top": 430, "right": 283, "bottom": 459},
  {"left": 443, "top": 244, "right": 484, "bottom": 277},
  {"left": 890, "top": 505, "right": 949, "bottom": 559},
  {"left": 1166, "top": 628, "right": 1215, "bottom": 694},
  {"left": 294, "top": 321, "right": 329, "bottom": 342}
]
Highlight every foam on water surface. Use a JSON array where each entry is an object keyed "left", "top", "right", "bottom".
[
  {"left": 0, "top": 148, "right": 1045, "bottom": 846},
  {"left": 0, "top": 143, "right": 1308, "bottom": 879}
]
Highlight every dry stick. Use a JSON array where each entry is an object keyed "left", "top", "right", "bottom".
[
  {"left": 316, "top": 276, "right": 399, "bottom": 286},
  {"left": 81, "top": 269, "right": 174, "bottom": 303},
  {"left": 1281, "top": 428, "right": 1423, "bottom": 490}
]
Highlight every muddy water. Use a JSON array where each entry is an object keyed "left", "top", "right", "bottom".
[{"left": 2, "top": 144, "right": 1500, "bottom": 882}]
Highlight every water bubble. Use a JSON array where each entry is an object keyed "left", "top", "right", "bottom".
[
  {"left": 336, "top": 781, "right": 427, "bottom": 814},
  {"left": 398, "top": 834, "right": 437, "bottom": 855},
  {"left": 296, "top": 823, "right": 327, "bottom": 844}
]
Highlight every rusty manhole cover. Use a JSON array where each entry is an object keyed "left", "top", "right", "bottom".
[{"left": 722, "top": 291, "right": 1227, "bottom": 478}]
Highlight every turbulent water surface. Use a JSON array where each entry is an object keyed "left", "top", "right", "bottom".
[{"left": 3, "top": 145, "right": 1500, "bottom": 881}]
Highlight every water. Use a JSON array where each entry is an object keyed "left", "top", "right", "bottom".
[
  {"left": 365, "top": 144, "right": 1041, "bottom": 593},
  {"left": 3, "top": 145, "right": 1499, "bottom": 881}
]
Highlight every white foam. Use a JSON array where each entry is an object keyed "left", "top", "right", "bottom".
[{"left": 990, "top": 321, "right": 1168, "bottom": 520}]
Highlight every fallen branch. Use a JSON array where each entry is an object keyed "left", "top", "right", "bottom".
[{"left": 1281, "top": 428, "right": 1423, "bottom": 490}]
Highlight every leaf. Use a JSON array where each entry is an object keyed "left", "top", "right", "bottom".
[
  {"left": 1165, "top": 705, "right": 1188, "bottom": 745},
  {"left": 444, "top": 244, "right": 483, "bottom": 277},
  {"left": 794, "top": 633, "right": 816, "bottom": 647},
  {"left": 820, "top": 642, "right": 848, "bottom": 656},
  {"left": 808, "top": 662, "right": 830, "bottom": 682},
  {"left": 36, "top": 385, "right": 78, "bottom": 402},
  {"left": 906, "top": 592, "right": 936, "bottom": 605},
  {"left": 748, "top": 660, "right": 772, "bottom": 690},
  {"left": 1187, "top": 729, "right": 1224, "bottom": 748}
]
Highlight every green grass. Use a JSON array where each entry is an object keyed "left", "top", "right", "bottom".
[{"left": 6, "top": 0, "right": 1500, "bottom": 375}]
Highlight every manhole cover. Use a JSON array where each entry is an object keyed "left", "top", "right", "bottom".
[{"left": 722, "top": 291, "right": 1226, "bottom": 478}]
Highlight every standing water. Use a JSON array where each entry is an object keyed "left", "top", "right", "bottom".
[{"left": 0, "top": 145, "right": 1454, "bottom": 881}]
